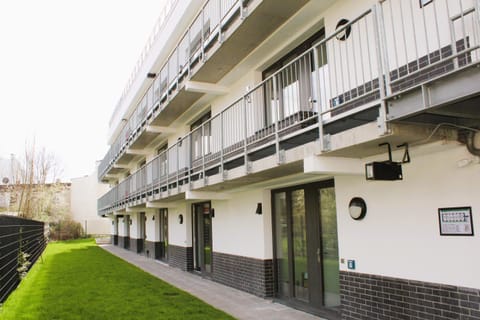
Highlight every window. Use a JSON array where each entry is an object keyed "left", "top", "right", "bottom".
[
  {"left": 190, "top": 111, "right": 211, "bottom": 161},
  {"left": 157, "top": 143, "right": 168, "bottom": 155},
  {"left": 157, "top": 143, "right": 168, "bottom": 177},
  {"left": 262, "top": 29, "right": 325, "bottom": 124}
]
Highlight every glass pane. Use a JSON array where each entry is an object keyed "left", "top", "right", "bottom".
[
  {"left": 163, "top": 211, "right": 168, "bottom": 260},
  {"left": 274, "top": 192, "right": 289, "bottom": 298},
  {"left": 194, "top": 206, "right": 202, "bottom": 271},
  {"left": 160, "top": 209, "right": 168, "bottom": 260},
  {"left": 203, "top": 215, "right": 212, "bottom": 272},
  {"left": 203, "top": 203, "right": 212, "bottom": 273},
  {"left": 291, "top": 189, "right": 309, "bottom": 302},
  {"left": 320, "top": 187, "right": 340, "bottom": 307}
]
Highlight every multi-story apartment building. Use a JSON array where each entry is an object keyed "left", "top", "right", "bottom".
[{"left": 98, "top": 0, "right": 480, "bottom": 318}]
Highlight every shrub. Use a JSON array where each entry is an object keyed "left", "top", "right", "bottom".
[{"left": 50, "top": 219, "right": 83, "bottom": 240}]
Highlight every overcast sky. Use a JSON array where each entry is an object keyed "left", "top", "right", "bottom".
[{"left": 0, "top": 0, "right": 166, "bottom": 181}]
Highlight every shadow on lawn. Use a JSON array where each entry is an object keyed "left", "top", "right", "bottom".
[{"left": 7, "top": 240, "right": 234, "bottom": 320}]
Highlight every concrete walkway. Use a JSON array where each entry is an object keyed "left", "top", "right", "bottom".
[{"left": 99, "top": 244, "right": 325, "bottom": 320}]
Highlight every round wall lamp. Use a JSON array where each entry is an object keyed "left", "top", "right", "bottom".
[
  {"left": 335, "top": 18, "right": 352, "bottom": 41},
  {"left": 349, "top": 197, "right": 367, "bottom": 220},
  {"left": 178, "top": 214, "right": 184, "bottom": 224}
]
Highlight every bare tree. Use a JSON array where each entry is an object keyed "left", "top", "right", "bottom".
[{"left": 13, "top": 138, "right": 66, "bottom": 221}]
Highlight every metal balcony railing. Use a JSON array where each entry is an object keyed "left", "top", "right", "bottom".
[
  {"left": 99, "top": 0, "right": 480, "bottom": 215},
  {"left": 98, "top": 0, "right": 245, "bottom": 180}
]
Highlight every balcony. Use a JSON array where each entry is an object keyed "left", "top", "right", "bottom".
[
  {"left": 98, "top": 0, "right": 312, "bottom": 182},
  {"left": 99, "top": 0, "right": 480, "bottom": 215}
]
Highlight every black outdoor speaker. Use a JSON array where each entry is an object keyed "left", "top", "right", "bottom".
[{"left": 365, "top": 161, "right": 403, "bottom": 181}]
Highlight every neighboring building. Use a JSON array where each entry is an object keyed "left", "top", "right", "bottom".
[
  {"left": 97, "top": 0, "right": 480, "bottom": 319},
  {"left": 0, "top": 155, "right": 20, "bottom": 185},
  {"left": 0, "top": 183, "right": 71, "bottom": 219},
  {"left": 70, "top": 163, "right": 110, "bottom": 235}
]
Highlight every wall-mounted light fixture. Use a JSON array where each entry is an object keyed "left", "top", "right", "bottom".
[
  {"left": 129, "top": 219, "right": 132, "bottom": 225},
  {"left": 152, "top": 215, "right": 155, "bottom": 221},
  {"left": 255, "top": 203, "right": 263, "bottom": 215},
  {"left": 178, "top": 214, "right": 184, "bottom": 224},
  {"left": 211, "top": 208, "right": 215, "bottom": 218},
  {"left": 147, "top": 72, "right": 156, "bottom": 78},
  {"left": 349, "top": 197, "right": 367, "bottom": 220},
  {"left": 365, "top": 143, "right": 410, "bottom": 181},
  {"left": 335, "top": 18, "right": 352, "bottom": 41}
]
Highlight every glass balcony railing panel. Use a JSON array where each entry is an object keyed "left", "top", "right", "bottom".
[
  {"left": 140, "top": 96, "right": 147, "bottom": 125},
  {"left": 380, "top": 0, "right": 480, "bottom": 94},
  {"left": 191, "top": 126, "right": 204, "bottom": 163},
  {"left": 153, "top": 77, "right": 161, "bottom": 106},
  {"left": 126, "top": 175, "right": 133, "bottom": 200},
  {"left": 221, "top": 98, "right": 245, "bottom": 155},
  {"left": 189, "top": 11, "right": 207, "bottom": 65},
  {"left": 152, "top": 157, "right": 160, "bottom": 184},
  {"left": 135, "top": 167, "right": 143, "bottom": 194},
  {"left": 166, "top": 146, "right": 177, "bottom": 177},
  {"left": 178, "top": 136, "right": 190, "bottom": 174},
  {"left": 168, "top": 50, "right": 178, "bottom": 89},
  {"left": 159, "top": 152, "right": 168, "bottom": 181},
  {"left": 209, "top": 115, "right": 222, "bottom": 158},
  {"left": 146, "top": 86, "right": 154, "bottom": 115},
  {"left": 157, "top": 65, "right": 169, "bottom": 110},
  {"left": 178, "top": 33, "right": 190, "bottom": 78},
  {"left": 220, "top": 0, "right": 239, "bottom": 22},
  {"left": 310, "top": 9, "right": 381, "bottom": 121},
  {"left": 128, "top": 116, "right": 135, "bottom": 139},
  {"left": 203, "top": 0, "right": 220, "bottom": 40}
]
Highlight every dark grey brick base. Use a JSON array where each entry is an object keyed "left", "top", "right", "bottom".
[
  {"left": 168, "top": 245, "right": 193, "bottom": 271},
  {"left": 113, "top": 235, "right": 118, "bottom": 245},
  {"left": 129, "top": 238, "right": 143, "bottom": 253},
  {"left": 340, "top": 271, "right": 480, "bottom": 320},
  {"left": 212, "top": 252, "right": 273, "bottom": 297},
  {"left": 145, "top": 241, "right": 163, "bottom": 259},
  {"left": 118, "top": 236, "right": 130, "bottom": 249}
]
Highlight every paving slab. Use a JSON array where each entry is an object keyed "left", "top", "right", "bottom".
[{"left": 99, "top": 244, "right": 325, "bottom": 320}]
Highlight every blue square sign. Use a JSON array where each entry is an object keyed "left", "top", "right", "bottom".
[{"left": 347, "top": 260, "right": 356, "bottom": 270}]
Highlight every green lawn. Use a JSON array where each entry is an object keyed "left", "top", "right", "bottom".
[{"left": 0, "top": 239, "right": 235, "bottom": 320}]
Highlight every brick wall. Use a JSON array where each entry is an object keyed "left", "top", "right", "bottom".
[
  {"left": 212, "top": 251, "right": 274, "bottom": 297},
  {"left": 129, "top": 238, "right": 143, "bottom": 253},
  {"left": 168, "top": 245, "right": 193, "bottom": 271},
  {"left": 145, "top": 241, "right": 166, "bottom": 260},
  {"left": 118, "top": 236, "right": 130, "bottom": 249},
  {"left": 340, "top": 271, "right": 480, "bottom": 320}
]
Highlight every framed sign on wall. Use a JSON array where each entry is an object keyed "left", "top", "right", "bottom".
[{"left": 438, "top": 207, "right": 474, "bottom": 236}]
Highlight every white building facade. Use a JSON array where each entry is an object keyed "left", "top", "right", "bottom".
[
  {"left": 71, "top": 164, "right": 111, "bottom": 235},
  {"left": 98, "top": 0, "right": 480, "bottom": 318}
]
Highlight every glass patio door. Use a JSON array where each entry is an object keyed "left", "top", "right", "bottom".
[
  {"left": 273, "top": 181, "right": 340, "bottom": 313},
  {"left": 159, "top": 209, "right": 168, "bottom": 262},
  {"left": 192, "top": 202, "right": 213, "bottom": 275}
]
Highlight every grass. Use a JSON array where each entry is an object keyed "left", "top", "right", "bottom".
[{"left": 0, "top": 239, "right": 235, "bottom": 320}]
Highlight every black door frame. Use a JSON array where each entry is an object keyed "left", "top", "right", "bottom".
[
  {"left": 271, "top": 179, "right": 339, "bottom": 319},
  {"left": 159, "top": 209, "right": 168, "bottom": 262},
  {"left": 191, "top": 201, "right": 213, "bottom": 276}
]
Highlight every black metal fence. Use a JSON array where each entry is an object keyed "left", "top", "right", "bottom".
[{"left": 0, "top": 215, "right": 46, "bottom": 303}]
